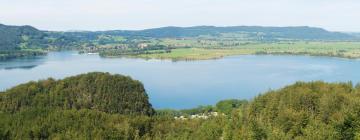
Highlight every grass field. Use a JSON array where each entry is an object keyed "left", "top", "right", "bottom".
[
  {"left": 137, "top": 48, "right": 251, "bottom": 60},
  {"left": 136, "top": 42, "right": 360, "bottom": 60}
]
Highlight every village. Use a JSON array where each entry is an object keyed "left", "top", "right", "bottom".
[{"left": 174, "top": 112, "right": 224, "bottom": 120}]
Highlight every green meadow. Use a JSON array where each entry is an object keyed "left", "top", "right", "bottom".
[{"left": 137, "top": 41, "right": 360, "bottom": 60}]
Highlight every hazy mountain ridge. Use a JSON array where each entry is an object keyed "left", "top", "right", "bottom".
[
  {"left": 66, "top": 25, "right": 357, "bottom": 41},
  {"left": 136, "top": 26, "right": 355, "bottom": 40}
]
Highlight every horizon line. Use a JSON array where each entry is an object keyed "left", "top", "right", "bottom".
[{"left": 1, "top": 23, "right": 357, "bottom": 33}]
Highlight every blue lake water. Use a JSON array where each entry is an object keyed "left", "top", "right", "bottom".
[{"left": 1, "top": 51, "right": 360, "bottom": 109}]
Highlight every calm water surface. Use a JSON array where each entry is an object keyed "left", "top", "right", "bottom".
[{"left": 1, "top": 51, "right": 360, "bottom": 109}]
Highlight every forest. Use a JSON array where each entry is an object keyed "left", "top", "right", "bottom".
[{"left": 1, "top": 72, "right": 360, "bottom": 139}]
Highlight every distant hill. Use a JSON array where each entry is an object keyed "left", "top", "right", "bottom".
[
  {"left": 135, "top": 26, "right": 356, "bottom": 40},
  {"left": 0, "top": 24, "right": 359, "bottom": 51},
  {"left": 0, "top": 24, "right": 78, "bottom": 51},
  {"left": 74, "top": 26, "right": 358, "bottom": 41},
  {"left": 349, "top": 32, "right": 360, "bottom": 38},
  {"left": 0, "top": 72, "right": 154, "bottom": 115},
  {"left": 0, "top": 24, "right": 46, "bottom": 50}
]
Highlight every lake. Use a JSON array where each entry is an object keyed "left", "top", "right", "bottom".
[{"left": 1, "top": 51, "right": 360, "bottom": 109}]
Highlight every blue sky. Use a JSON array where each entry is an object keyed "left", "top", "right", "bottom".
[{"left": 0, "top": 0, "right": 359, "bottom": 31}]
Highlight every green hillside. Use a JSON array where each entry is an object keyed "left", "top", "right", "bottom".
[
  {"left": 1, "top": 73, "right": 360, "bottom": 139},
  {"left": 240, "top": 81, "right": 360, "bottom": 139},
  {"left": 0, "top": 24, "right": 45, "bottom": 50},
  {"left": 0, "top": 72, "right": 154, "bottom": 115}
]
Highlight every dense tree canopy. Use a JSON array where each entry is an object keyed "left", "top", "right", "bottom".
[
  {"left": 240, "top": 81, "right": 360, "bottom": 139},
  {"left": 215, "top": 99, "right": 248, "bottom": 115},
  {"left": 0, "top": 72, "right": 154, "bottom": 115},
  {"left": 1, "top": 73, "right": 360, "bottom": 139}
]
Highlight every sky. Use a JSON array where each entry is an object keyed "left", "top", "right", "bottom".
[{"left": 0, "top": 0, "right": 359, "bottom": 32}]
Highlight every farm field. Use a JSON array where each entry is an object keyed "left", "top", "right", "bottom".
[{"left": 133, "top": 41, "right": 360, "bottom": 60}]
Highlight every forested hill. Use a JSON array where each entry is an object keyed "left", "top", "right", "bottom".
[
  {"left": 69, "top": 26, "right": 357, "bottom": 41},
  {"left": 0, "top": 72, "right": 154, "bottom": 115},
  {"left": 0, "top": 24, "right": 45, "bottom": 50},
  {"left": 0, "top": 24, "right": 77, "bottom": 51},
  {"left": 133, "top": 26, "right": 355, "bottom": 40}
]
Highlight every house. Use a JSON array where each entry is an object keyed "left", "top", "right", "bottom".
[{"left": 138, "top": 43, "right": 148, "bottom": 49}]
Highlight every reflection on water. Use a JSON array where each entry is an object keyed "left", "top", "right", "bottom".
[
  {"left": 1, "top": 51, "right": 360, "bottom": 109},
  {"left": 0, "top": 56, "right": 46, "bottom": 70},
  {"left": 4, "top": 65, "right": 38, "bottom": 70}
]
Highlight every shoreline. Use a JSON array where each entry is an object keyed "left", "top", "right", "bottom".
[{"left": 99, "top": 51, "right": 360, "bottom": 61}]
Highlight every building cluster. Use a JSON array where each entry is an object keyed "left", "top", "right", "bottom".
[{"left": 174, "top": 112, "right": 221, "bottom": 120}]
